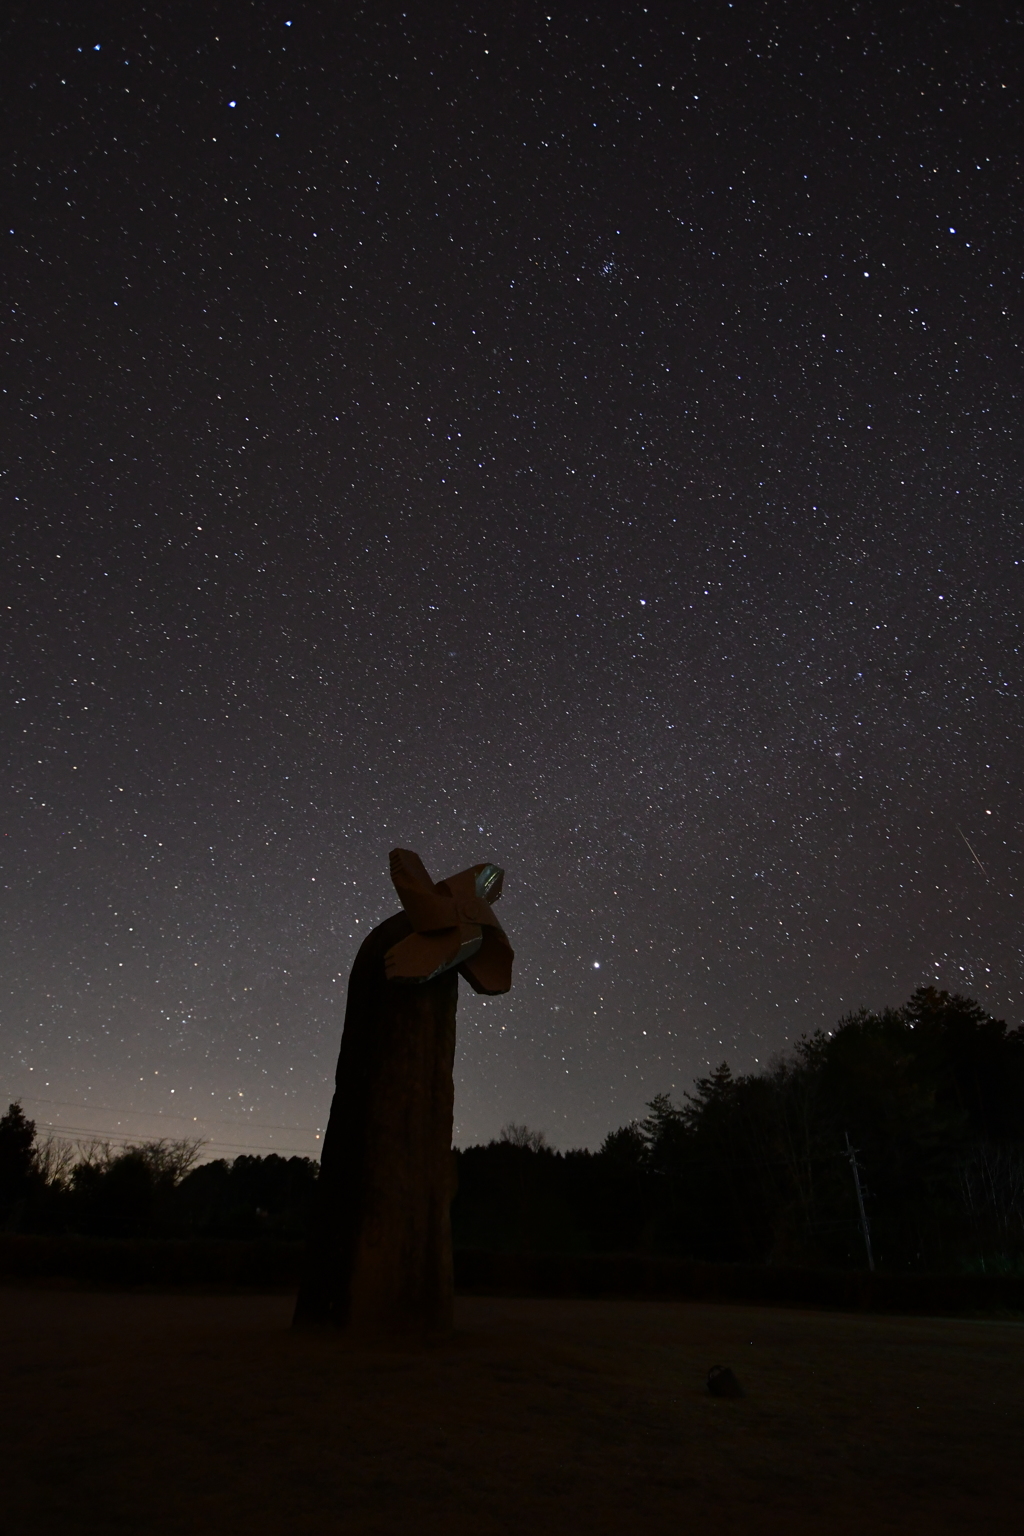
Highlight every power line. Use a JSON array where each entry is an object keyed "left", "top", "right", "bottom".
[
  {"left": 12, "top": 1093, "right": 319, "bottom": 1135},
  {"left": 33, "top": 1120, "right": 321, "bottom": 1158}
]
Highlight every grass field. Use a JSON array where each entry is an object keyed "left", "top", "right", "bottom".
[{"left": 3, "top": 1287, "right": 1021, "bottom": 1534}]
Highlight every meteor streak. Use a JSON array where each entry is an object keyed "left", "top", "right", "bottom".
[{"left": 956, "top": 825, "right": 988, "bottom": 880}]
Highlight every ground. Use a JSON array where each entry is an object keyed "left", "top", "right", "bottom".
[{"left": 2, "top": 1288, "right": 1021, "bottom": 1534}]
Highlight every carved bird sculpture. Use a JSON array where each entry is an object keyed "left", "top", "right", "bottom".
[{"left": 384, "top": 848, "right": 514, "bottom": 995}]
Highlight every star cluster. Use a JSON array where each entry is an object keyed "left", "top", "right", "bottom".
[{"left": 2, "top": 4, "right": 1021, "bottom": 1152}]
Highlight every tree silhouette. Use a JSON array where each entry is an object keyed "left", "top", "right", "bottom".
[{"left": 0, "top": 1103, "right": 37, "bottom": 1226}]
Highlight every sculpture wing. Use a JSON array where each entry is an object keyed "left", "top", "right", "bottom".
[
  {"left": 389, "top": 848, "right": 457, "bottom": 932},
  {"left": 459, "top": 925, "right": 514, "bottom": 994}
]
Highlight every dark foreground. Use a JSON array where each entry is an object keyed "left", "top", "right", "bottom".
[{"left": 3, "top": 1289, "right": 1021, "bottom": 1535}]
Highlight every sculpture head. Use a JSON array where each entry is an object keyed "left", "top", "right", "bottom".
[{"left": 384, "top": 848, "right": 514, "bottom": 995}]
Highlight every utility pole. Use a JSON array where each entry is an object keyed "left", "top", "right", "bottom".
[{"left": 844, "top": 1131, "right": 875, "bottom": 1272}]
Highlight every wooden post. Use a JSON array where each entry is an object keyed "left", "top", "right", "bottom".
[{"left": 293, "top": 911, "right": 459, "bottom": 1335}]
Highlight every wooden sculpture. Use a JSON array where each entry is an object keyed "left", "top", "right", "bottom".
[
  {"left": 385, "top": 848, "right": 513, "bottom": 993},
  {"left": 293, "top": 849, "right": 513, "bottom": 1335}
]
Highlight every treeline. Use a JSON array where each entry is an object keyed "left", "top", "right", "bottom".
[
  {"left": 3, "top": 988, "right": 1023, "bottom": 1274},
  {"left": 0, "top": 1118, "right": 317, "bottom": 1241},
  {"left": 452, "top": 988, "right": 1024, "bottom": 1273}
]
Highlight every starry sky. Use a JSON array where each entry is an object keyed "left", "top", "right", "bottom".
[{"left": 3, "top": 2, "right": 1022, "bottom": 1157}]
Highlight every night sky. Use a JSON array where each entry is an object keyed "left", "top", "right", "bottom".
[{"left": 3, "top": 3, "right": 1022, "bottom": 1157}]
